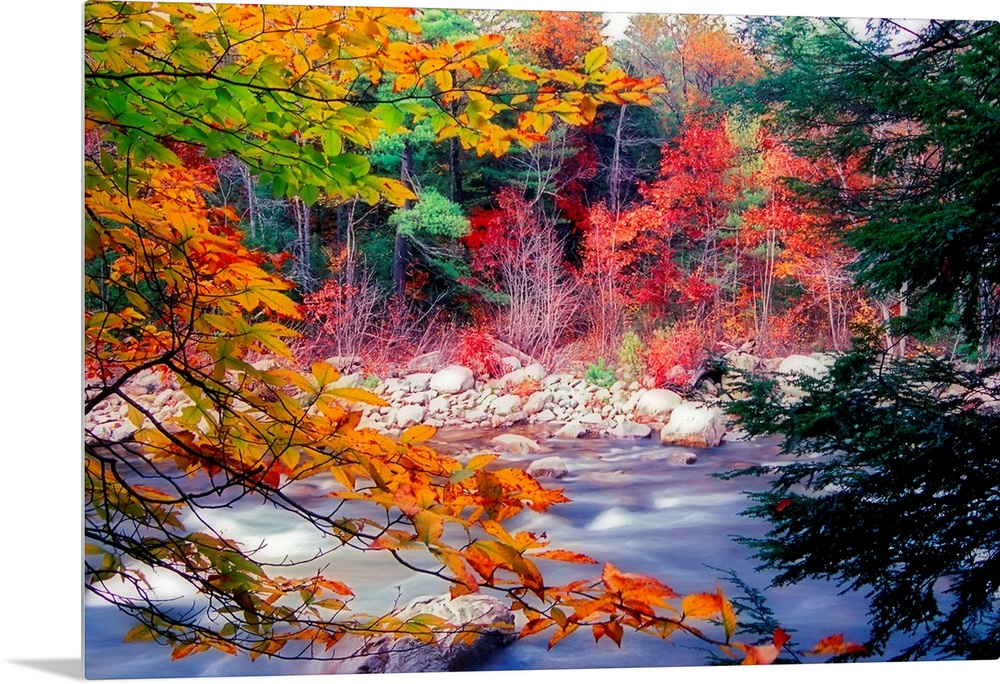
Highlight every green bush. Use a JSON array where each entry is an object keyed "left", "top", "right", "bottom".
[
  {"left": 585, "top": 358, "right": 616, "bottom": 388},
  {"left": 617, "top": 330, "right": 645, "bottom": 381}
]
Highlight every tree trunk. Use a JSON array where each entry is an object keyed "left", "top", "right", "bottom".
[
  {"left": 448, "top": 134, "right": 463, "bottom": 205},
  {"left": 609, "top": 105, "right": 626, "bottom": 218},
  {"left": 393, "top": 141, "right": 414, "bottom": 299}
]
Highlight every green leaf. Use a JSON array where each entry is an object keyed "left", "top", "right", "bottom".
[{"left": 372, "top": 103, "right": 405, "bottom": 135}]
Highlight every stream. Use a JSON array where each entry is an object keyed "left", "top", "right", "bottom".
[{"left": 84, "top": 429, "right": 887, "bottom": 679}]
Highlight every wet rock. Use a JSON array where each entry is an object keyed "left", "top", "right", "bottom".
[
  {"left": 555, "top": 422, "right": 587, "bottom": 439},
  {"left": 666, "top": 451, "right": 699, "bottom": 466},
  {"left": 608, "top": 420, "right": 652, "bottom": 439},
  {"left": 490, "top": 433, "right": 545, "bottom": 454},
  {"left": 527, "top": 456, "right": 569, "bottom": 480},
  {"left": 329, "top": 594, "right": 515, "bottom": 674},
  {"left": 659, "top": 402, "right": 726, "bottom": 448}
]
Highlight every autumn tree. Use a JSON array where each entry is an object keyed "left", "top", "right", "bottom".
[
  {"left": 616, "top": 14, "right": 760, "bottom": 133},
  {"left": 84, "top": 2, "right": 864, "bottom": 670},
  {"left": 508, "top": 10, "right": 607, "bottom": 71}
]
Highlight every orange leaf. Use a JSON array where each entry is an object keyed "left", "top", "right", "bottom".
[
  {"left": 681, "top": 592, "right": 723, "bottom": 620},
  {"left": 529, "top": 549, "right": 598, "bottom": 564},
  {"left": 317, "top": 578, "right": 354, "bottom": 597},
  {"left": 807, "top": 634, "right": 867, "bottom": 656}
]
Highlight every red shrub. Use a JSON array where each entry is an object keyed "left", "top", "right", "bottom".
[
  {"left": 645, "top": 327, "right": 706, "bottom": 387},
  {"left": 451, "top": 325, "right": 502, "bottom": 379}
]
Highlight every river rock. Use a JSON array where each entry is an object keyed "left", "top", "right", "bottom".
[
  {"left": 491, "top": 394, "right": 523, "bottom": 416},
  {"left": 555, "top": 422, "right": 587, "bottom": 439},
  {"left": 527, "top": 456, "right": 569, "bottom": 479},
  {"left": 396, "top": 405, "right": 426, "bottom": 428},
  {"left": 659, "top": 402, "right": 726, "bottom": 448},
  {"left": 429, "top": 365, "right": 475, "bottom": 394},
  {"left": 329, "top": 594, "right": 515, "bottom": 674},
  {"left": 404, "top": 373, "right": 433, "bottom": 392},
  {"left": 500, "top": 356, "right": 522, "bottom": 371},
  {"left": 533, "top": 409, "right": 557, "bottom": 423},
  {"left": 608, "top": 420, "right": 652, "bottom": 439},
  {"left": 522, "top": 391, "right": 551, "bottom": 416},
  {"left": 407, "top": 351, "right": 443, "bottom": 372},
  {"left": 427, "top": 396, "right": 450, "bottom": 416},
  {"left": 666, "top": 450, "right": 699, "bottom": 466},
  {"left": 633, "top": 389, "right": 684, "bottom": 419},
  {"left": 500, "top": 363, "right": 547, "bottom": 386},
  {"left": 325, "top": 355, "right": 362, "bottom": 372},
  {"left": 332, "top": 372, "right": 365, "bottom": 389},
  {"left": 777, "top": 354, "right": 832, "bottom": 398},
  {"left": 490, "top": 433, "right": 545, "bottom": 454}
]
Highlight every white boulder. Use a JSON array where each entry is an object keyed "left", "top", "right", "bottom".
[
  {"left": 608, "top": 420, "right": 652, "bottom": 439},
  {"left": 396, "top": 405, "right": 427, "bottom": 429},
  {"left": 777, "top": 354, "right": 833, "bottom": 398},
  {"left": 489, "top": 433, "right": 545, "bottom": 454},
  {"left": 328, "top": 594, "right": 515, "bottom": 674},
  {"left": 633, "top": 389, "right": 684, "bottom": 419},
  {"left": 429, "top": 365, "right": 476, "bottom": 394},
  {"left": 527, "top": 456, "right": 569, "bottom": 480},
  {"left": 491, "top": 394, "right": 523, "bottom": 417},
  {"left": 555, "top": 422, "right": 587, "bottom": 439},
  {"left": 659, "top": 402, "right": 727, "bottom": 448},
  {"left": 522, "top": 391, "right": 551, "bottom": 416}
]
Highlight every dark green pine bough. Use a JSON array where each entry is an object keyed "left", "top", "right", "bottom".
[{"left": 722, "top": 18, "right": 1000, "bottom": 660}]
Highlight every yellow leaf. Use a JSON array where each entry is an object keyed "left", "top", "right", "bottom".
[
  {"left": 400, "top": 424, "right": 437, "bottom": 444},
  {"left": 126, "top": 403, "right": 146, "bottom": 430},
  {"left": 720, "top": 588, "right": 737, "bottom": 642},
  {"left": 326, "top": 387, "right": 389, "bottom": 406},
  {"left": 465, "top": 453, "right": 497, "bottom": 471},
  {"left": 584, "top": 45, "right": 610, "bottom": 74},
  {"left": 434, "top": 69, "right": 454, "bottom": 92},
  {"left": 413, "top": 510, "right": 443, "bottom": 545}
]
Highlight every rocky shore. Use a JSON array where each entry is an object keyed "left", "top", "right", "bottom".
[{"left": 85, "top": 350, "right": 841, "bottom": 454}]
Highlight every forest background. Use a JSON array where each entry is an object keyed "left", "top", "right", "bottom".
[{"left": 3, "top": 2, "right": 999, "bottom": 684}]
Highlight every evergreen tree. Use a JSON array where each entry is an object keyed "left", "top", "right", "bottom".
[{"left": 725, "top": 18, "right": 1000, "bottom": 661}]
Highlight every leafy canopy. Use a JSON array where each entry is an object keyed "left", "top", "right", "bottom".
[{"left": 84, "top": 2, "right": 857, "bottom": 668}]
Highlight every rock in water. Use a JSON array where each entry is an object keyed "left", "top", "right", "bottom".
[
  {"left": 329, "top": 594, "right": 516, "bottom": 674},
  {"left": 489, "top": 433, "right": 545, "bottom": 454},
  {"left": 633, "top": 389, "right": 683, "bottom": 420},
  {"left": 659, "top": 402, "right": 726, "bottom": 448},
  {"left": 554, "top": 422, "right": 587, "bottom": 439},
  {"left": 527, "top": 455, "right": 569, "bottom": 479}
]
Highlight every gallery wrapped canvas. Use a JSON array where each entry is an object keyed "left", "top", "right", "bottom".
[{"left": 78, "top": 1, "right": 999, "bottom": 681}]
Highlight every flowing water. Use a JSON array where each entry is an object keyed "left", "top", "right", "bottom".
[{"left": 84, "top": 429, "right": 884, "bottom": 679}]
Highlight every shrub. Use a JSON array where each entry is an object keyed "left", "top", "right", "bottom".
[
  {"left": 617, "top": 330, "right": 645, "bottom": 381},
  {"left": 646, "top": 326, "right": 706, "bottom": 387},
  {"left": 505, "top": 377, "right": 543, "bottom": 399},
  {"left": 585, "top": 358, "right": 616, "bottom": 388},
  {"left": 452, "top": 324, "right": 502, "bottom": 379}
]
